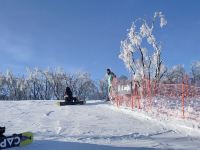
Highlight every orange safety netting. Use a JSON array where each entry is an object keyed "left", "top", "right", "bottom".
[{"left": 110, "top": 77, "right": 200, "bottom": 122}]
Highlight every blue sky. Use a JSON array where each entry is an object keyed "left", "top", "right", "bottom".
[{"left": 0, "top": 0, "right": 200, "bottom": 80}]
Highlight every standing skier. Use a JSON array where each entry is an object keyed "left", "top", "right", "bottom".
[{"left": 106, "top": 68, "right": 116, "bottom": 101}]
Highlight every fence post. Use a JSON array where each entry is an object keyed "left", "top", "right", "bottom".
[
  {"left": 186, "top": 75, "right": 189, "bottom": 98},
  {"left": 131, "top": 95, "right": 134, "bottom": 110},
  {"left": 117, "top": 96, "right": 119, "bottom": 108},
  {"left": 134, "top": 83, "right": 141, "bottom": 110},
  {"left": 153, "top": 80, "right": 157, "bottom": 96},
  {"left": 130, "top": 81, "right": 134, "bottom": 110},
  {"left": 181, "top": 81, "right": 185, "bottom": 119},
  {"left": 148, "top": 79, "right": 152, "bottom": 110},
  {"left": 138, "top": 95, "right": 141, "bottom": 109}
]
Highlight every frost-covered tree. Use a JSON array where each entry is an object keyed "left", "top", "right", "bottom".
[
  {"left": 16, "top": 77, "right": 29, "bottom": 100},
  {"left": 0, "top": 74, "right": 8, "bottom": 100},
  {"left": 5, "top": 70, "right": 17, "bottom": 100},
  {"left": 75, "top": 73, "right": 96, "bottom": 99},
  {"left": 99, "top": 79, "right": 108, "bottom": 99},
  {"left": 119, "top": 12, "right": 167, "bottom": 84},
  {"left": 191, "top": 61, "right": 200, "bottom": 86},
  {"left": 47, "top": 68, "right": 67, "bottom": 100},
  {"left": 65, "top": 72, "right": 98, "bottom": 100},
  {"left": 41, "top": 69, "right": 54, "bottom": 100},
  {"left": 119, "top": 75, "right": 128, "bottom": 81},
  {"left": 164, "top": 65, "right": 186, "bottom": 84},
  {"left": 26, "top": 68, "right": 44, "bottom": 100}
]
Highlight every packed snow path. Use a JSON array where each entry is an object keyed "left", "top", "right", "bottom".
[{"left": 1, "top": 100, "right": 200, "bottom": 150}]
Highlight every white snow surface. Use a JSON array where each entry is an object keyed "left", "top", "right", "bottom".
[{"left": 1, "top": 100, "right": 200, "bottom": 150}]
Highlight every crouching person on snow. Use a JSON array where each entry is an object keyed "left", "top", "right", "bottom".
[{"left": 64, "top": 87, "right": 77, "bottom": 103}]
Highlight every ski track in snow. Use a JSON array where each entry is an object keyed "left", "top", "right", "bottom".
[
  {"left": 44, "top": 110, "right": 55, "bottom": 117},
  {"left": 0, "top": 100, "right": 200, "bottom": 150}
]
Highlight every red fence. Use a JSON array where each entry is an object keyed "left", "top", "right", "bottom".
[{"left": 110, "top": 78, "right": 200, "bottom": 122}]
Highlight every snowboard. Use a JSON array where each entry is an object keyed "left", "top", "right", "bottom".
[
  {"left": 57, "top": 100, "right": 86, "bottom": 106},
  {"left": 0, "top": 132, "right": 33, "bottom": 149}
]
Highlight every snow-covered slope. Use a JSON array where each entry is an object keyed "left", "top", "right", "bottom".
[{"left": 0, "top": 100, "right": 200, "bottom": 150}]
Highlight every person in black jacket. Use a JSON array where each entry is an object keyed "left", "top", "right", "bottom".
[
  {"left": 106, "top": 68, "right": 116, "bottom": 101},
  {"left": 64, "top": 87, "right": 73, "bottom": 102}
]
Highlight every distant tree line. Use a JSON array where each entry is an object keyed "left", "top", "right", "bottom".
[
  {"left": 0, "top": 68, "right": 106, "bottom": 101},
  {"left": 163, "top": 62, "right": 200, "bottom": 86}
]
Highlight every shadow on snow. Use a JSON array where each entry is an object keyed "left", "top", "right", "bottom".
[{"left": 17, "top": 140, "right": 161, "bottom": 150}]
